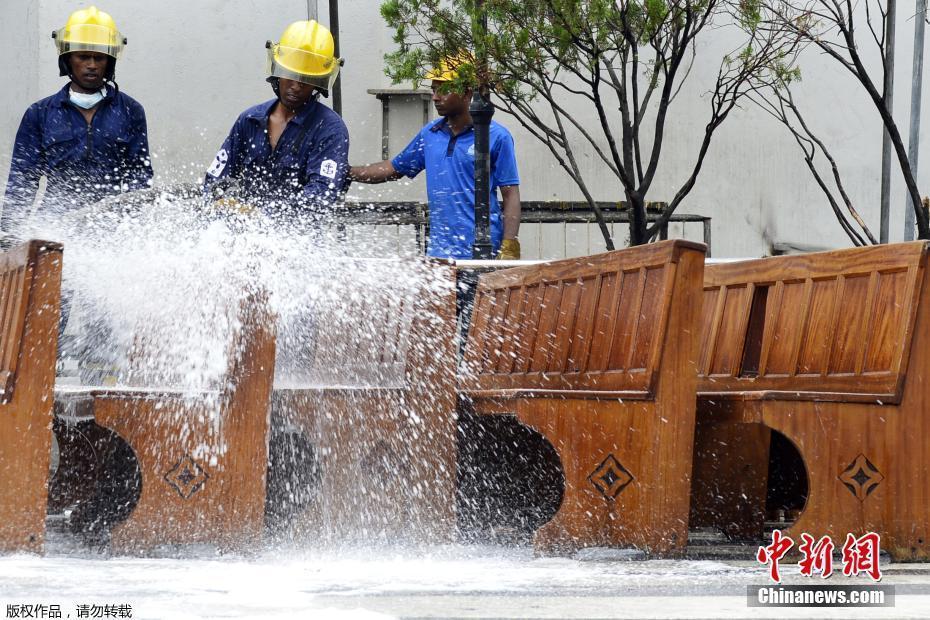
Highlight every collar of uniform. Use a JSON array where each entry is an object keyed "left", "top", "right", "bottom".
[
  {"left": 246, "top": 97, "right": 319, "bottom": 126},
  {"left": 429, "top": 116, "right": 475, "bottom": 136},
  {"left": 54, "top": 82, "right": 116, "bottom": 107}
]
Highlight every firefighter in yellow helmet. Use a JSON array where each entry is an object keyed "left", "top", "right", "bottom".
[
  {"left": 1, "top": 5, "right": 152, "bottom": 246},
  {"left": 203, "top": 20, "right": 349, "bottom": 222},
  {"left": 350, "top": 54, "right": 522, "bottom": 260},
  {"left": 1, "top": 6, "right": 151, "bottom": 405}
]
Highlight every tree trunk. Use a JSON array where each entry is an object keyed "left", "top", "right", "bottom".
[{"left": 627, "top": 191, "right": 648, "bottom": 246}]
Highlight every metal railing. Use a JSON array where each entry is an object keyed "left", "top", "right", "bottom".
[
  {"left": 340, "top": 201, "right": 711, "bottom": 257},
  {"left": 82, "top": 188, "right": 710, "bottom": 259}
]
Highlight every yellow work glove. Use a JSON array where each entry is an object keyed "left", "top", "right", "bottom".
[
  {"left": 211, "top": 197, "right": 256, "bottom": 216},
  {"left": 496, "top": 238, "right": 521, "bottom": 260}
]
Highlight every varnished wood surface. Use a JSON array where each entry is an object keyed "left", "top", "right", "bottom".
[
  {"left": 692, "top": 241, "right": 930, "bottom": 560},
  {"left": 698, "top": 242, "right": 926, "bottom": 400},
  {"left": 272, "top": 260, "right": 458, "bottom": 543},
  {"left": 53, "top": 293, "right": 276, "bottom": 553},
  {"left": 462, "top": 240, "right": 707, "bottom": 555},
  {"left": 0, "top": 241, "right": 63, "bottom": 553},
  {"left": 462, "top": 241, "right": 703, "bottom": 396},
  {"left": 689, "top": 421, "right": 770, "bottom": 540}
]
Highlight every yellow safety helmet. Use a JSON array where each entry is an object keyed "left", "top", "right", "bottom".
[
  {"left": 52, "top": 6, "right": 125, "bottom": 78},
  {"left": 266, "top": 20, "right": 341, "bottom": 96},
  {"left": 425, "top": 53, "right": 473, "bottom": 83}
]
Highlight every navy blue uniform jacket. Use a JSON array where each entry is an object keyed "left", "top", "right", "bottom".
[
  {"left": 1, "top": 83, "right": 153, "bottom": 233},
  {"left": 203, "top": 98, "right": 349, "bottom": 217}
]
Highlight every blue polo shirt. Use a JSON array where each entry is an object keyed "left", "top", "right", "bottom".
[{"left": 392, "top": 118, "right": 520, "bottom": 259}]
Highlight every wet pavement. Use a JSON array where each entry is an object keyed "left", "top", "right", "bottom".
[{"left": 2, "top": 532, "right": 929, "bottom": 619}]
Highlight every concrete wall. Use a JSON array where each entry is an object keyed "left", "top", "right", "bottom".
[
  {"left": 0, "top": 1, "right": 40, "bottom": 182},
  {"left": 1, "top": 0, "right": 928, "bottom": 259}
]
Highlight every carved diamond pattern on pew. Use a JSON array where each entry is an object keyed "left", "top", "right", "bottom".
[
  {"left": 588, "top": 454, "right": 634, "bottom": 500},
  {"left": 838, "top": 454, "right": 884, "bottom": 502},
  {"left": 164, "top": 455, "right": 209, "bottom": 499}
]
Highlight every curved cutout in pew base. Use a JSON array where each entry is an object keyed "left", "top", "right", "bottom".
[
  {"left": 456, "top": 409, "right": 564, "bottom": 544},
  {"left": 765, "top": 430, "right": 809, "bottom": 527},
  {"left": 48, "top": 419, "right": 142, "bottom": 548},
  {"left": 689, "top": 423, "right": 808, "bottom": 541}
]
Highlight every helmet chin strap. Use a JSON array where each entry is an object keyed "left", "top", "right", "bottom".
[{"left": 267, "top": 76, "right": 281, "bottom": 98}]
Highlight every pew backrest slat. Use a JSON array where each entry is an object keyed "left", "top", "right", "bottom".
[
  {"left": 698, "top": 242, "right": 927, "bottom": 401},
  {"left": 0, "top": 242, "right": 61, "bottom": 403}
]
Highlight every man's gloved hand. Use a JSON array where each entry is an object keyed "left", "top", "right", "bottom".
[
  {"left": 206, "top": 178, "right": 254, "bottom": 216},
  {"left": 210, "top": 197, "right": 256, "bottom": 216},
  {"left": 496, "top": 238, "right": 521, "bottom": 260}
]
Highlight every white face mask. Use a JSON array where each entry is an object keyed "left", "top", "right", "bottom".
[{"left": 69, "top": 87, "right": 106, "bottom": 109}]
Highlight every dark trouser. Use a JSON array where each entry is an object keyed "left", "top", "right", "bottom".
[
  {"left": 58, "top": 288, "right": 74, "bottom": 359},
  {"left": 455, "top": 270, "right": 479, "bottom": 360},
  {"left": 58, "top": 290, "right": 117, "bottom": 383}
]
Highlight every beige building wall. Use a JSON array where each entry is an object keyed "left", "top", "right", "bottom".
[{"left": 1, "top": 0, "right": 928, "bottom": 259}]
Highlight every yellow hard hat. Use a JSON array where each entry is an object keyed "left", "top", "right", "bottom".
[
  {"left": 53, "top": 6, "right": 125, "bottom": 60},
  {"left": 425, "top": 53, "right": 473, "bottom": 83},
  {"left": 266, "top": 20, "right": 341, "bottom": 94}
]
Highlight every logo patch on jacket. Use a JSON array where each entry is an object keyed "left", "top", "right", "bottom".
[
  {"left": 320, "top": 159, "right": 338, "bottom": 179},
  {"left": 207, "top": 149, "right": 228, "bottom": 177}
]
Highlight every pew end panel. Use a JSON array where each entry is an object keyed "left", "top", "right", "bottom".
[
  {"left": 269, "top": 259, "right": 459, "bottom": 544},
  {"left": 461, "top": 240, "right": 707, "bottom": 556},
  {"left": 52, "top": 292, "right": 276, "bottom": 553},
  {"left": 692, "top": 242, "right": 930, "bottom": 560},
  {"left": 0, "top": 240, "right": 63, "bottom": 554}
]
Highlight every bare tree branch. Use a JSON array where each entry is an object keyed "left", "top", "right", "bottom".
[
  {"left": 384, "top": 0, "right": 798, "bottom": 247},
  {"left": 758, "top": 0, "right": 929, "bottom": 239}
]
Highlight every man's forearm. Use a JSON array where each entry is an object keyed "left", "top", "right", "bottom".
[
  {"left": 349, "top": 160, "right": 402, "bottom": 184},
  {"left": 500, "top": 185, "right": 521, "bottom": 239}
]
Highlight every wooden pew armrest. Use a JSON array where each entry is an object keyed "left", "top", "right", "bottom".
[
  {"left": 54, "top": 386, "right": 225, "bottom": 423},
  {"left": 273, "top": 386, "right": 407, "bottom": 395},
  {"left": 460, "top": 388, "right": 653, "bottom": 414},
  {"left": 697, "top": 390, "right": 898, "bottom": 405}
]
